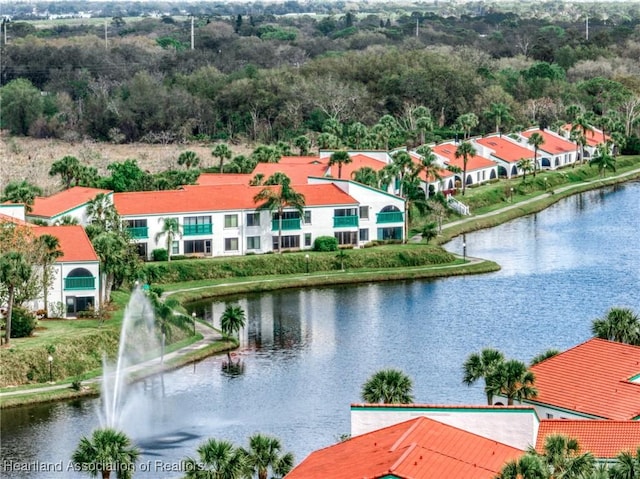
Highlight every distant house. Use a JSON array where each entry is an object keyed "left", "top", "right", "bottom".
[
  {"left": 26, "top": 187, "right": 113, "bottom": 225},
  {"left": 560, "top": 124, "right": 611, "bottom": 159},
  {"left": 474, "top": 135, "right": 536, "bottom": 179},
  {"left": 432, "top": 142, "right": 498, "bottom": 189},
  {"left": 519, "top": 129, "right": 577, "bottom": 169}
]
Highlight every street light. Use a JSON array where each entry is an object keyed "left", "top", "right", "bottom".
[
  {"left": 47, "top": 355, "right": 53, "bottom": 383},
  {"left": 510, "top": 187, "right": 514, "bottom": 203},
  {"left": 544, "top": 177, "right": 548, "bottom": 191},
  {"left": 305, "top": 254, "right": 310, "bottom": 274},
  {"left": 463, "top": 241, "right": 467, "bottom": 262},
  {"left": 192, "top": 311, "right": 196, "bottom": 336}
]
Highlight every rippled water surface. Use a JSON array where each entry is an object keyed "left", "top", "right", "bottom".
[{"left": 2, "top": 182, "right": 639, "bottom": 478}]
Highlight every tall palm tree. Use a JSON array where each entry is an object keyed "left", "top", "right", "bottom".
[
  {"left": 569, "top": 127, "right": 586, "bottom": 168},
  {"left": 71, "top": 427, "right": 140, "bottom": 479},
  {"left": 147, "top": 292, "right": 191, "bottom": 362},
  {"left": 177, "top": 150, "right": 201, "bottom": 170},
  {"left": 533, "top": 434, "right": 595, "bottom": 479},
  {"left": 462, "top": 348, "right": 505, "bottom": 405},
  {"left": 49, "top": 155, "right": 80, "bottom": 189},
  {"left": 0, "top": 251, "right": 32, "bottom": 345},
  {"left": 572, "top": 116, "right": 594, "bottom": 165},
  {"left": 485, "top": 102, "right": 513, "bottom": 136},
  {"left": 155, "top": 217, "right": 182, "bottom": 261},
  {"left": 361, "top": 368, "right": 414, "bottom": 404},
  {"left": 589, "top": 144, "right": 616, "bottom": 178},
  {"left": 212, "top": 143, "right": 233, "bottom": 171},
  {"left": 293, "top": 135, "right": 310, "bottom": 156},
  {"left": 454, "top": 141, "right": 476, "bottom": 196},
  {"left": 242, "top": 433, "right": 294, "bottom": 479},
  {"left": 416, "top": 114, "right": 434, "bottom": 145},
  {"left": 183, "top": 438, "right": 249, "bottom": 479},
  {"left": 517, "top": 158, "right": 533, "bottom": 182},
  {"left": 455, "top": 112, "right": 479, "bottom": 140},
  {"left": 253, "top": 174, "right": 305, "bottom": 253},
  {"left": 91, "top": 231, "right": 129, "bottom": 304},
  {"left": 527, "top": 132, "right": 545, "bottom": 177},
  {"left": 220, "top": 304, "right": 246, "bottom": 339},
  {"left": 497, "top": 453, "right": 546, "bottom": 479},
  {"left": 486, "top": 359, "right": 537, "bottom": 406},
  {"left": 610, "top": 447, "right": 640, "bottom": 479},
  {"left": 328, "top": 150, "right": 352, "bottom": 179},
  {"left": 351, "top": 167, "right": 379, "bottom": 188},
  {"left": 35, "top": 234, "right": 63, "bottom": 314},
  {"left": 592, "top": 307, "right": 640, "bottom": 346},
  {"left": 86, "top": 193, "right": 118, "bottom": 233},
  {"left": 415, "top": 145, "right": 442, "bottom": 196},
  {"left": 347, "top": 121, "right": 368, "bottom": 149},
  {"left": 1, "top": 180, "right": 42, "bottom": 213}
]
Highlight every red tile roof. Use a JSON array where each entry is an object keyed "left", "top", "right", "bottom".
[
  {"left": 475, "top": 136, "right": 535, "bottom": 163},
  {"left": 339, "top": 153, "right": 387, "bottom": 181},
  {"left": 432, "top": 143, "right": 497, "bottom": 171},
  {"left": 114, "top": 184, "right": 356, "bottom": 216},
  {"left": 252, "top": 161, "right": 329, "bottom": 185},
  {"left": 33, "top": 225, "right": 98, "bottom": 262},
  {"left": 196, "top": 173, "right": 253, "bottom": 186},
  {"left": 562, "top": 124, "right": 610, "bottom": 147},
  {"left": 537, "top": 420, "right": 640, "bottom": 459},
  {"left": 280, "top": 156, "right": 326, "bottom": 164},
  {"left": 29, "top": 187, "right": 111, "bottom": 219},
  {"left": 286, "top": 416, "right": 523, "bottom": 479},
  {"left": 521, "top": 129, "right": 575, "bottom": 155},
  {"left": 0, "top": 213, "right": 33, "bottom": 227},
  {"left": 527, "top": 339, "right": 640, "bottom": 420}
]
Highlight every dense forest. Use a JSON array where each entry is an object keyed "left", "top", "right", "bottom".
[{"left": 1, "top": 1, "right": 640, "bottom": 154}]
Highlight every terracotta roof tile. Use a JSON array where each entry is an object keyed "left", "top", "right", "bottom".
[
  {"left": 33, "top": 225, "right": 98, "bottom": 262},
  {"left": 339, "top": 153, "right": 387, "bottom": 181},
  {"left": 475, "top": 136, "right": 535, "bottom": 163},
  {"left": 286, "top": 416, "right": 523, "bottom": 479},
  {"left": 521, "top": 129, "right": 575, "bottom": 155},
  {"left": 196, "top": 174, "right": 253, "bottom": 186},
  {"left": 0, "top": 213, "right": 33, "bottom": 227},
  {"left": 562, "top": 124, "right": 610, "bottom": 147},
  {"left": 29, "top": 187, "right": 111, "bottom": 219},
  {"left": 537, "top": 420, "right": 640, "bottom": 459},
  {"left": 252, "top": 161, "right": 329, "bottom": 184},
  {"left": 114, "top": 184, "right": 356, "bottom": 216},
  {"left": 527, "top": 339, "right": 640, "bottom": 420},
  {"left": 432, "top": 143, "right": 497, "bottom": 171}
]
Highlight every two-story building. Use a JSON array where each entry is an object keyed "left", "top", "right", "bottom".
[{"left": 26, "top": 187, "right": 113, "bottom": 225}]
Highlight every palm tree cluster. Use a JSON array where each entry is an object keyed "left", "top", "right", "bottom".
[
  {"left": 462, "top": 348, "right": 537, "bottom": 405},
  {"left": 361, "top": 368, "right": 415, "bottom": 404},
  {"left": 71, "top": 428, "right": 140, "bottom": 479},
  {"left": 592, "top": 307, "right": 640, "bottom": 346}
]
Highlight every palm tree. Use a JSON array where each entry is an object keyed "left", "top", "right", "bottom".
[
  {"left": 35, "top": 234, "right": 63, "bottom": 314},
  {"left": 486, "top": 359, "right": 537, "bottom": 406},
  {"left": 527, "top": 132, "right": 545, "bottom": 177},
  {"left": 49, "top": 155, "right": 80, "bottom": 189},
  {"left": 415, "top": 145, "right": 442, "bottom": 196},
  {"left": 361, "top": 368, "right": 414, "bottom": 404},
  {"left": 591, "top": 307, "right": 640, "bottom": 346},
  {"left": 347, "top": 121, "right": 368, "bottom": 149},
  {"left": 534, "top": 434, "right": 595, "bottom": 479},
  {"left": 462, "top": 348, "right": 505, "bottom": 405},
  {"left": 454, "top": 141, "right": 476, "bottom": 196},
  {"left": 589, "top": 144, "right": 616, "bottom": 178},
  {"left": 178, "top": 150, "right": 201, "bottom": 170},
  {"left": 293, "top": 135, "right": 310, "bottom": 156},
  {"left": 351, "top": 167, "right": 379, "bottom": 188},
  {"left": 530, "top": 349, "right": 560, "bottom": 366},
  {"left": 1, "top": 180, "right": 42, "bottom": 213},
  {"left": 455, "top": 112, "right": 479, "bottom": 140},
  {"left": 610, "top": 447, "right": 640, "bottom": 479},
  {"left": 212, "top": 143, "right": 233, "bottom": 171},
  {"left": 147, "top": 292, "right": 191, "bottom": 363},
  {"left": 220, "top": 304, "right": 246, "bottom": 339},
  {"left": 86, "top": 193, "right": 118, "bottom": 233},
  {"left": 253, "top": 174, "right": 305, "bottom": 253},
  {"left": 497, "top": 453, "right": 546, "bottom": 479},
  {"left": 183, "top": 438, "right": 249, "bottom": 479},
  {"left": 71, "top": 427, "right": 140, "bottom": 479},
  {"left": 328, "top": 150, "right": 352, "bottom": 179},
  {"left": 91, "top": 231, "right": 129, "bottom": 304},
  {"left": 569, "top": 127, "right": 586, "bottom": 167},
  {"left": 485, "top": 102, "right": 513, "bottom": 136},
  {"left": 572, "top": 116, "right": 594, "bottom": 165},
  {"left": 0, "top": 251, "right": 32, "bottom": 345},
  {"left": 155, "top": 217, "right": 182, "bottom": 261},
  {"left": 416, "top": 114, "right": 434, "bottom": 145},
  {"left": 242, "top": 433, "right": 294, "bottom": 479},
  {"left": 517, "top": 158, "right": 533, "bottom": 182}
]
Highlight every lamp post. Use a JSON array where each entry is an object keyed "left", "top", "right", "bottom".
[
  {"left": 510, "top": 187, "right": 514, "bottom": 203},
  {"left": 48, "top": 355, "right": 53, "bottom": 383},
  {"left": 544, "top": 177, "right": 548, "bottom": 191},
  {"left": 305, "top": 254, "right": 309, "bottom": 274},
  {"left": 192, "top": 311, "right": 196, "bottom": 336},
  {"left": 463, "top": 241, "right": 467, "bottom": 262}
]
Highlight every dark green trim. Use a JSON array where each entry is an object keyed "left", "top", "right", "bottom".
[
  {"left": 628, "top": 372, "right": 640, "bottom": 382},
  {"left": 308, "top": 176, "right": 406, "bottom": 202},
  {"left": 521, "top": 399, "right": 606, "bottom": 419},
  {"left": 350, "top": 405, "right": 539, "bottom": 415}
]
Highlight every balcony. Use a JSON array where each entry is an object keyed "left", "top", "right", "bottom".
[
  {"left": 376, "top": 211, "right": 404, "bottom": 224},
  {"left": 126, "top": 226, "right": 148, "bottom": 239},
  {"left": 64, "top": 276, "right": 96, "bottom": 290},
  {"left": 333, "top": 216, "right": 359, "bottom": 228},
  {"left": 271, "top": 218, "right": 301, "bottom": 231},
  {"left": 183, "top": 223, "right": 212, "bottom": 236}
]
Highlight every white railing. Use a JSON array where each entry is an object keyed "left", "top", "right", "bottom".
[{"left": 446, "top": 195, "right": 470, "bottom": 215}]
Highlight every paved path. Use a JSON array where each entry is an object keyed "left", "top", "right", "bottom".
[{"left": 0, "top": 322, "right": 222, "bottom": 399}]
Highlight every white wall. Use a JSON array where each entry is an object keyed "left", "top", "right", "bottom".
[
  {"left": 0, "top": 204, "right": 26, "bottom": 221},
  {"left": 351, "top": 405, "right": 539, "bottom": 450}
]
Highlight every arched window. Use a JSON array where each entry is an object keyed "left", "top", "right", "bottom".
[
  {"left": 380, "top": 205, "right": 401, "bottom": 213},
  {"left": 67, "top": 267, "right": 92, "bottom": 278}
]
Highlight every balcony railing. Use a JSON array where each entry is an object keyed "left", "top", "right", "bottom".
[
  {"left": 333, "top": 216, "right": 359, "bottom": 228},
  {"left": 183, "top": 223, "right": 213, "bottom": 236},
  {"left": 126, "top": 226, "right": 148, "bottom": 239},
  {"left": 271, "top": 218, "right": 301, "bottom": 231},
  {"left": 376, "top": 211, "right": 404, "bottom": 224},
  {"left": 64, "top": 277, "right": 96, "bottom": 290}
]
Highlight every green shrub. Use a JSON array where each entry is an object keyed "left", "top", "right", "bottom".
[
  {"left": 11, "top": 307, "right": 37, "bottom": 338},
  {"left": 314, "top": 236, "right": 339, "bottom": 252},
  {"left": 152, "top": 248, "right": 168, "bottom": 261}
]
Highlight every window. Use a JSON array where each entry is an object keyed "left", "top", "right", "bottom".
[
  {"left": 335, "top": 231, "right": 357, "bottom": 245},
  {"left": 273, "top": 235, "right": 300, "bottom": 250},
  {"left": 247, "top": 236, "right": 261, "bottom": 250},
  {"left": 66, "top": 296, "right": 95, "bottom": 315},
  {"left": 125, "top": 219, "right": 148, "bottom": 238},
  {"left": 136, "top": 243, "right": 148, "bottom": 258},
  {"left": 246, "top": 212, "right": 260, "bottom": 227},
  {"left": 183, "top": 216, "right": 212, "bottom": 235},
  {"left": 224, "top": 214, "right": 238, "bottom": 228},
  {"left": 224, "top": 238, "right": 239, "bottom": 251},
  {"left": 546, "top": 413, "right": 554, "bottom": 419},
  {"left": 304, "top": 210, "right": 311, "bottom": 225},
  {"left": 359, "top": 206, "right": 369, "bottom": 220},
  {"left": 334, "top": 208, "right": 358, "bottom": 217},
  {"left": 184, "top": 239, "right": 212, "bottom": 254},
  {"left": 377, "top": 227, "right": 403, "bottom": 241},
  {"left": 171, "top": 241, "right": 179, "bottom": 255},
  {"left": 359, "top": 229, "right": 369, "bottom": 242},
  {"left": 304, "top": 233, "right": 312, "bottom": 247}
]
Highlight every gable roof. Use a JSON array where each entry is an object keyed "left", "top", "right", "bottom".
[
  {"left": 114, "top": 183, "right": 357, "bottom": 216},
  {"left": 336, "top": 153, "right": 388, "bottom": 181},
  {"left": 432, "top": 143, "right": 497, "bottom": 171},
  {"left": 562, "top": 124, "right": 611, "bottom": 147},
  {"left": 526, "top": 339, "right": 640, "bottom": 420},
  {"left": 475, "top": 136, "right": 534, "bottom": 163},
  {"left": 33, "top": 225, "right": 99, "bottom": 262},
  {"left": 252, "top": 161, "right": 329, "bottom": 185},
  {"left": 520, "top": 129, "right": 575, "bottom": 155},
  {"left": 286, "top": 416, "right": 523, "bottom": 479},
  {"left": 28, "top": 187, "right": 112, "bottom": 219},
  {"left": 537, "top": 420, "right": 640, "bottom": 459}
]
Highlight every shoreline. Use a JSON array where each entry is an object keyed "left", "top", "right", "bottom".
[{"left": 2, "top": 166, "right": 639, "bottom": 408}]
